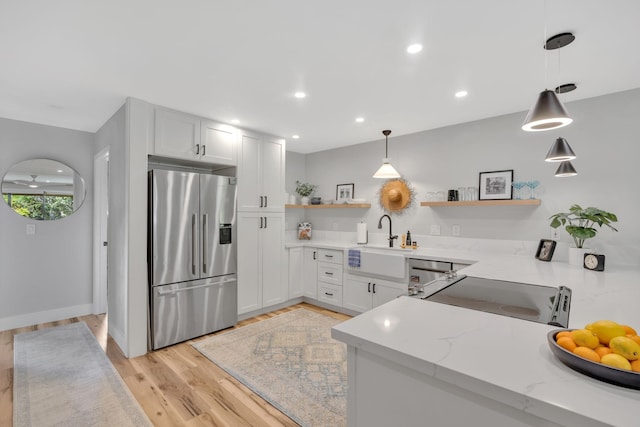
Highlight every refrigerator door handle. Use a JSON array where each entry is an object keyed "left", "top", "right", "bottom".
[
  {"left": 202, "top": 214, "right": 208, "bottom": 273},
  {"left": 192, "top": 214, "right": 197, "bottom": 275}
]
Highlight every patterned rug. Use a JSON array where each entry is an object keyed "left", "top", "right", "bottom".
[
  {"left": 192, "top": 309, "right": 347, "bottom": 427},
  {"left": 13, "top": 322, "right": 152, "bottom": 427}
]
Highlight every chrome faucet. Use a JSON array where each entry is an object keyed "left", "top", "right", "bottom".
[{"left": 377, "top": 214, "right": 398, "bottom": 247}]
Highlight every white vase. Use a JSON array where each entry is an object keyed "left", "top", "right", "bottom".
[
  {"left": 568, "top": 247, "right": 589, "bottom": 267},
  {"left": 300, "top": 196, "right": 310, "bottom": 205}
]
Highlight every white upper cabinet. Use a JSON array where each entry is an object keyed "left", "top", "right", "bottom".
[
  {"left": 237, "top": 131, "right": 285, "bottom": 212},
  {"left": 152, "top": 107, "right": 237, "bottom": 166},
  {"left": 201, "top": 120, "right": 236, "bottom": 165}
]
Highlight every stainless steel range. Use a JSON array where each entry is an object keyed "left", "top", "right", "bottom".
[{"left": 412, "top": 275, "right": 571, "bottom": 327}]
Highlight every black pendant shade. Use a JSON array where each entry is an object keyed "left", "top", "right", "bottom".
[
  {"left": 545, "top": 137, "right": 576, "bottom": 162},
  {"left": 522, "top": 90, "right": 573, "bottom": 132},
  {"left": 555, "top": 161, "right": 578, "bottom": 177}
]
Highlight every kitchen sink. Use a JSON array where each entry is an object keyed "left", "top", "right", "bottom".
[
  {"left": 358, "top": 245, "right": 413, "bottom": 253},
  {"left": 347, "top": 246, "right": 408, "bottom": 280}
]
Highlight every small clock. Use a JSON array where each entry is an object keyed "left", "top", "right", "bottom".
[{"left": 584, "top": 253, "right": 605, "bottom": 271}]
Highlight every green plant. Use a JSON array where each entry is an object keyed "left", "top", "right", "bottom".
[
  {"left": 295, "top": 180, "right": 316, "bottom": 197},
  {"left": 549, "top": 204, "right": 618, "bottom": 248}
]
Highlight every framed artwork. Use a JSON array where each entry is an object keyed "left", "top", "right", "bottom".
[
  {"left": 336, "top": 183, "right": 354, "bottom": 201},
  {"left": 479, "top": 169, "right": 513, "bottom": 200},
  {"left": 535, "top": 239, "right": 557, "bottom": 262}
]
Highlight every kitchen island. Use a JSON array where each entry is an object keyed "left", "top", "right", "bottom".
[{"left": 332, "top": 255, "right": 640, "bottom": 427}]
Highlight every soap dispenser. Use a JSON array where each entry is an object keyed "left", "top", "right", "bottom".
[{"left": 406, "top": 230, "right": 412, "bottom": 246}]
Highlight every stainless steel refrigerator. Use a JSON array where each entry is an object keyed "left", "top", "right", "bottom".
[{"left": 148, "top": 169, "right": 237, "bottom": 350}]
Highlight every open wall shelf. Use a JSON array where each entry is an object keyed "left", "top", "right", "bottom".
[
  {"left": 285, "top": 204, "right": 371, "bottom": 209},
  {"left": 420, "top": 199, "right": 541, "bottom": 207}
]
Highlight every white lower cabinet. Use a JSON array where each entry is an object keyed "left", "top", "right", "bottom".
[
  {"left": 303, "top": 248, "right": 318, "bottom": 298},
  {"left": 237, "top": 212, "right": 285, "bottom": 314},
  {"left": 344, "top": 274, "right": 406, "bottom": 313},
  {"left": 317, "top": 282, "right": 343, "bottom": 307},
  {"left": 288, "top": 247, "right": 303, "bottom": 299}
]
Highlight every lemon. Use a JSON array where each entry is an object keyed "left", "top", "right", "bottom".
[
  {"left": 601, "top": 353, "right": 632, "bottom": 371},
  {"left": 609, "top": 336, "right": 640, "bottom": 361},
  {"left": 587, "top": 320, "right": 627, "bottom": 345},
  {"left": 571, "top": 329, "right": 599, "bottom": 349}
]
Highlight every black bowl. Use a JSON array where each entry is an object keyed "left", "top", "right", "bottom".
[{"left": 547, "top": 329, "right": 640, "bottom": 390}]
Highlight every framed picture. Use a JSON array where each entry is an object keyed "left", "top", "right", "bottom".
[
  {"left": 478, "top": 169, "right": 513, "bottom": 200},
  {"left": 535, "top": 239, "right": 557, "bottom": 262},
  {"left": 336, "top": 183, "right": 354, "bottom": 201}
]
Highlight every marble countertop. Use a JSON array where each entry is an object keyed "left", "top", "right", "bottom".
[{"left": 331, "top": 251, "right": 640, "bottom": 426}]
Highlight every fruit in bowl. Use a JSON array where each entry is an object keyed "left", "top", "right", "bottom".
[{"left": 554, "top": 320, "right": 640, "bottom": 372}]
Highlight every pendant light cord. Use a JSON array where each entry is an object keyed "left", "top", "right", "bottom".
[{"left": 543, "top": 0, "right": 548, "bottom": 89}]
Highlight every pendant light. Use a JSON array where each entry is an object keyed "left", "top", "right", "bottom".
[
  {"left": 545, "top": 137, "right": 576, "bottom": 162},
  {"left": 554, "top": 161, "right": 578, "bottom": 177},
  {"left": 373, "top": 130, "right": 401, "bottom": 179},
  {"left": 521, "top": 27, "right": 575, "bottom": 132}
]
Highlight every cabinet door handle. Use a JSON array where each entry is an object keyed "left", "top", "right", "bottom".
[
  {"left": 264, "top": 195, "right": 268, "bottom": 207},
  {"left": 259, "top": 217, "right": 264, "bottom": 229},
  {"left": 202, "top": 144, "right": 206, "bottom": 156},
  {"left": 372, "top": 283, "right": 376, "bottom": 294},
  {"left": 313, "top": 251, "right": 317, "bottom": 260},
  {"left": 195, "top": 144, "right": 200, "bottom": 155},
  {"left": 325, "top": 292, "right": 334, "bottom": 296},
  {"left": 368, "top": 282, "right": 371, "bottom": 293},
  {"left": 325, "top": 271, "right": 333, "bottom": 276},
  {"left": 259, "top": 196, "right": 264, "bottom": 207}
]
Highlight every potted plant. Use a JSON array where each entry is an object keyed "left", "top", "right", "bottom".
[
  {"left": 549, "top": 204, "right": 618, "bottom": 265},
  {"left": 295, "top": 180, "right": 316, "bottom": 205}
]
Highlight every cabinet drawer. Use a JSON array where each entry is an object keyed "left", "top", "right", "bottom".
[
  {"left": 317, "top": 283, "right": 343, "bottom": 307},
  {"left": 318, "top": 262, "right": 343, "bottom": 286},
  {"left": 317, "top": 249, "right": 343, "bottom": 265}
]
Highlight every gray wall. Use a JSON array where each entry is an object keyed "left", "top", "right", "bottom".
[
  {"left": 288, "top": 89, "right": 640, "bottom": 265},
  {"left": 94, "top": 104, "right": 127, "bottom": 349},
  {"left": 0, "top": 117, "right": 94, "bottom": 330}
]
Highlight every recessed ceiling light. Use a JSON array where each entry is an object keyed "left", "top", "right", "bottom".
[
  {"left": 230, "top": 119, "right": 240, "bottom": 124},
  {"left": 294, "top": 92, "right": 306, "bottom": 99},
  {"left": 406, "top": 43, "right": 423, "bottom": 54},
  {"left": 355, "top": 117, "right": 365, "bottom": 123},
  {"left": 292, "top": 135, "right": 300, "bottom": 139},
  {"left": 455, "top": 90, "right": 468, "bottom": 98},
  {"left": 56, "top": 169, "right": 63, "bottom": 173}
]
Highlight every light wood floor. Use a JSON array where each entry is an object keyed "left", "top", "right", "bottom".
[{"left": 0, "top": 302, "right": 350, "bottom": 426}]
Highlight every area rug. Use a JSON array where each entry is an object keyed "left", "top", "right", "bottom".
[
  {"left": 13, "top": 322, "right": 152, "bottom": 427},
  {"left": 192, "top": 309, "right": 347, "bottom": 427}
]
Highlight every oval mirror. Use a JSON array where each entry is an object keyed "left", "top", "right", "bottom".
[{"left": 1, "top": 158, "right": 86, "bottom": 220}]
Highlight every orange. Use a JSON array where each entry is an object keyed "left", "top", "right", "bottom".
[
  {"left": 556, "top": 336, "right": 577, "bottom": 352},
  {"left": 556, "top": 331, "right": 572, "bottom": 340},
  {"left": 621, "top": 325, "right": 637, "bottom": 336},
  {"left": 631, "top": 359, "right": 640, "bottom": 373},
  {"left": 594, "top": 346, "right": 613, "bottom": 358},
  {"left": 573, "top": 346, "right": 601, "bottom": 363}
]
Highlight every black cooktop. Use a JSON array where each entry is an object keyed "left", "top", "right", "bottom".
[{"left": 418, "top": 275, "right": 571, "bottom": 327}]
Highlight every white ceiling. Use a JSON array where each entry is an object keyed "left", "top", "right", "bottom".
[{"left": 1, "top": 1, "right": 639, "bottom": 154}]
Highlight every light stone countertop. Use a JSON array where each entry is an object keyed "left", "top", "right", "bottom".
[{"left": 328, "top": 246, "right": 640, "bottom": 427}]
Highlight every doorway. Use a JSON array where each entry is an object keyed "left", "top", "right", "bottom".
[{"left": 93, "top": 147, "right": 109, "bottom": 314}]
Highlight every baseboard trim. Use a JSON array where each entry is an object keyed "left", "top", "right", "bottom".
[{"left": 0, "top": 303, "right": 94, "bottom": 332}]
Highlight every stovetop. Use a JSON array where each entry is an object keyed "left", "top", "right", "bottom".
[{"left": 411, "top": 275, "right": 571, "bottom": 327}]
